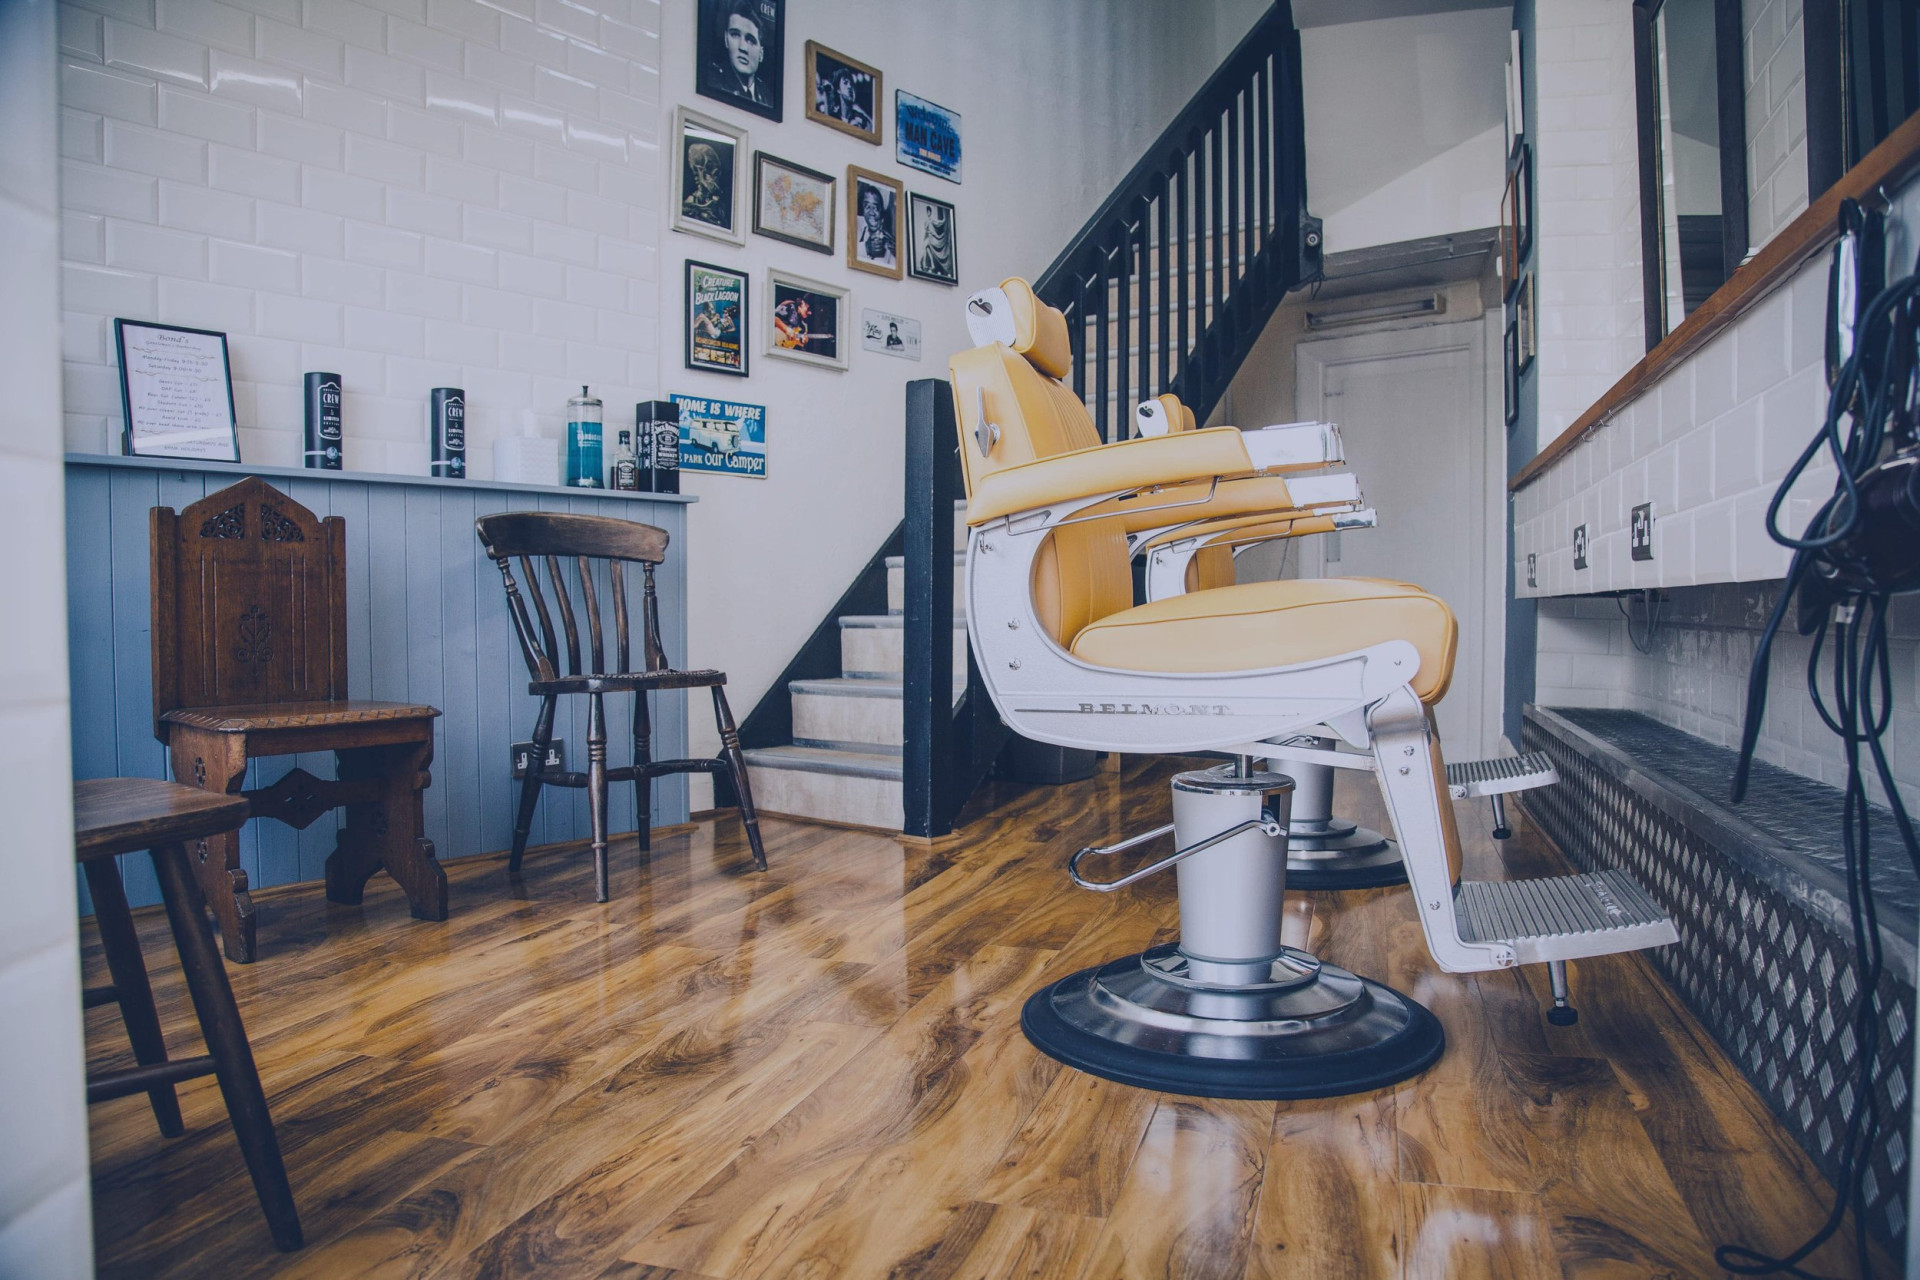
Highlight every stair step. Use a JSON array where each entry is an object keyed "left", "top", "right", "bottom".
[
  {"left": 743, "top": 744, "right": 903, "bottom": 829},
  {"left": 790, "top": 676, "right": 962, "bottom": 751},
  {"left": 839, "top": 614, "right": 968, "bottom": 681},
  {"left": 885, "top": 555, "right": 967, "bottom": 615}
]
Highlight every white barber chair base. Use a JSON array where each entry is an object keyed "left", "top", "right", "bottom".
[{"left": 1021, "top": 766, "right": 1445, "bottom": 1100}]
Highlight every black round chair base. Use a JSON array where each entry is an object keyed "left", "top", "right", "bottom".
[
  {"left": 1021, "top": 944, "right": 1444, "bottom": 1100},
  {"left": 1286, "top": 833, "right": 1409, "bottom": 891},
  {"left": 1547, "top": 1007, "right": 1579, "bottom": 1026}
]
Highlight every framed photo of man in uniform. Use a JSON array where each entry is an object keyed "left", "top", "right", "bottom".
[
  {"left": 907, "top": 191, "right": 958, "bottom": 285},
  {"left": 695, "top": 0, "right": 783, "bottom": 123},
  {"left": 765, "top": 269, "right": 848, "bottom": 371},
  {"left": 672, "top": 107, "right": 745, "bottom": 245},
  {"left": 846, "top": 165, "right": 903, "bottom": 280}
]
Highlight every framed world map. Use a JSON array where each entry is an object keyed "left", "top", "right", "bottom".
[{"left": 752, "top": 151, "right": 834, "bottom": 254}]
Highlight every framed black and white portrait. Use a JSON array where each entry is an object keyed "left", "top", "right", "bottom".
[
  {"left": 804, "top": 41, "right": 879, "bottom": 144},
  {"left": 752, "top": 151, "right": 833, "bottom": 254},
  {"left": 695, "top": 0, "right": 783, "bottom": 123},
  {"left": 906, "top": 191, "right": 957, "bottom": 285},
  {"left": 766, "top": 269, "right": 848, "bottom": 371},
  {"left": 672, "top": 107, "right": 745, "bottom": 245},
  {"left": 846, "top": 165, "right": 902, "bottom": 280}
]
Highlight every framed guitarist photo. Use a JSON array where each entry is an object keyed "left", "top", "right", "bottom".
[{"left": 765, "top": 269, "right": 848, "bottom": 371}]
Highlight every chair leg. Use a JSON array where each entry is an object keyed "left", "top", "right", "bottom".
[
  {"left": 168, "top": 730, "right": 258, "bottom": 964},
  {"left": 588, "top": 692, "right": 610, "bottom": 903},
  {"left": 510, "top": 696, "right": 558, "bottom": 873},
  {"left": 711, "top": 686, "right": 767, "bottom": 872},
  {"left": 149, "top": 840, "right": 303, "bottom": 1252},
  {"left": 633, "top": 690, "right": 652, "bottom": 854},
  {"left": 81, "top": 857, "right": 184, "bottom": 1138}
]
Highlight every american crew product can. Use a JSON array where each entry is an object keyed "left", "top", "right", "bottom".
[
  {"left": 636, "top": 400, "right": 680, "bottom": 494},
  {"left": 303, "top": 372, "right": 343, "bottom": 469},
  {"left": 566, "top": 386, "right": 604, "bottom": 488},
  {"left": 429, "top": 387, "right": 466, "bottom": 478}
]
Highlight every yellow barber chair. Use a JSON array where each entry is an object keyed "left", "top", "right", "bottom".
[
  {"left": 1129, "top": 390, "right": 1560, "bottom": 888},
  {"left": 950, "top": 278, "right": 1677, "bottom": 1098}
]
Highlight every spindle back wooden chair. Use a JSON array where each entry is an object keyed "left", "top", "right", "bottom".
[{"left": 475, "top": 512, "right": 767, "bottom": 901}]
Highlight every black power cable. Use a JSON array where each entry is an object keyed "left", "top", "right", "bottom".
[{"left": 1721, "top": 203, "right": 1920, "bottom": 1279}]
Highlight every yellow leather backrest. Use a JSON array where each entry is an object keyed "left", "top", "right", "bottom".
[
  {"left": 1002, "top": 278, "right": 1072, "bottom": 378},
  {"left": 1184, "top": 543, "right": 1235, "bottom": 592},
  {"left": 949, "top": 279, "right": 1129, "bottom": 649}
]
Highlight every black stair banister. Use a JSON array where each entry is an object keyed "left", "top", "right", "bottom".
[{"left": 898, "top": 0, "right": 1319, "bottom": 839}]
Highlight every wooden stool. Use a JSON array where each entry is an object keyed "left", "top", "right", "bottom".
[{"left": 76, "top": 777, "right": 303, "bottom": 1252}]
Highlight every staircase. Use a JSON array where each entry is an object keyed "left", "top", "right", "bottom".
[
  {"left": 740, "top": 502, "right": 967, "bottom": 829},
  {"left": 730, "top": 2, "right": 1314, "bottom": 837}
]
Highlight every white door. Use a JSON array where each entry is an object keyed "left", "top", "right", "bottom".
[{"left": 1294, "top": 317, "right": 1505, "bottom": 760}]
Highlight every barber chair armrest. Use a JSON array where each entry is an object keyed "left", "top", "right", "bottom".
[
  {"left": 1241, "top": 421, "right": 1345, "bottom": 471},
  {"left": 966, "top": 428, "right": 1258, "bottom": 525}
]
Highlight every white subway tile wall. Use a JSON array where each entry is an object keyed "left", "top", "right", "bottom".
[
  {"left": 0, "top": 0, "right": 93, "bottom": 1273},
  {"left": 1534, "top": 594, "right": 1920, "bottom": 815},
  {"left": 1532, "top": 1, "right": 1644, "bottom": 446},
  {"left": 1514, "top": 251, "right": 1831, "bottom": 595},
  {"left": 59, "top": 0, "right": 664, "bottom": 474},
  {"left": 1743, "top": 0, "right": 1809, "bottom": 251}
]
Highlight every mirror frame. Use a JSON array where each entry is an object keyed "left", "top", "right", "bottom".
[{"left": 1632, "top": 0, "right": 1749, "bottom": 350}]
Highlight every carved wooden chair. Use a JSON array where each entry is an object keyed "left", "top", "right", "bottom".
[
  {"left": 475, "top": 512, "right": 767, "bottom": 902},
  {"left": 152, "top": 477, "right": 447, "bottom": 962}
]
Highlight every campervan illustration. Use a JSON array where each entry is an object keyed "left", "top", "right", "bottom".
[{"left": 687, "top": 414, "right": 742, "bottom": 456}]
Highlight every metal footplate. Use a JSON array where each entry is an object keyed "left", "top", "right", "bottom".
[
  {"left": 1447, "top": 751, "right": 1558, "bottom": 798},
  {"left": 1447, "top": 751, "right": 1558, "bottom": 840},
  {"left": 1455, "top": 869, "right": 1679, "bottom": 966}
]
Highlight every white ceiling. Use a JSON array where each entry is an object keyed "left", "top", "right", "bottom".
[{"left": 1299, "top": 5, "right": 1512, "bottom": 222}]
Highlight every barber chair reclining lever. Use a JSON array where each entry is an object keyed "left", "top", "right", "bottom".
[
  {"left": 952, "top": 279, "right": 1677, "bottom": 1098},
  {"left": 1127, "top": 392, "right": 1561, "bottom": 889}
]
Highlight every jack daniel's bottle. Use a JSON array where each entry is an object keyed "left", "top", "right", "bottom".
[
  {"left": 610, "top": 429, "right": 640, "bottom": 491},
  {"left": 637, "top": 400, "right": 680, "bottom": 494}
]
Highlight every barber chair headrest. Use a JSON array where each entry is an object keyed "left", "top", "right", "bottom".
[
  {"left": 964, "top": 277, "right": 1071, "bottom": 379},
  {"left": 1135, "top": 393, "right": 1198, "bottom": 437}
]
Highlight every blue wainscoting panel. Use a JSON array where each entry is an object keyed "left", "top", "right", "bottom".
[{"left": 65, "top": 455, "right": 696, "bottom": 912}]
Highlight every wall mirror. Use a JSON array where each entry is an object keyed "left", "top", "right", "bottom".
[{"left": 1632, "top": 0, "right": 1748, "bottom": 348}]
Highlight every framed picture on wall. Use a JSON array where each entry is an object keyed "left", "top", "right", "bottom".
[
  {"left": 752, "top": 151, "right": 834, "bottom": 253},
  {"left": 906, "top": 191, "right": 958, "bottom": 285},
  {"left": 1513, "top": 142, "right": 1532, "bottom": 263},
  {"left": 766, "top": 269, "right": 848, "bottom": 370},
  {"left": 1500, "top": 163, "right": 1522, "bottom": 301},
  {"left": 672, "top": 107, "right": 745, "bottom": 245},
  {"left": 695, "top": 0, "right": 783, "bottom": 122},
  {"left": 685, "top": 259, "right": 749, "bottom": 377},
  {"left": 805, "top": 41, "right": 880, "bottom": 144},
  {"left": 847, "top": 165, "right": 903, "bottom": 279},
  {"left": 895, "top": 90, "right": 961, "bottom": 183},
  {"left": 1518, "top": 273, "right": 1536, "bottom": 373},
  {"left": 1504, "top": 318, "right": 1521, "bottom": 427},
  {"left": 114, "top": 319, "right": 241, "bottom": 462}
]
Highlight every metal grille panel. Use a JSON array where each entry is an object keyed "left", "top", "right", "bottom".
[{"left": 1523, "top": 707, "right": 1915, "bottom": 1250}]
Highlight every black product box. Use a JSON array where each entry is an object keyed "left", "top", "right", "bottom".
[{"left": 637, "top": 400, "right": 679, "bottom": 494}]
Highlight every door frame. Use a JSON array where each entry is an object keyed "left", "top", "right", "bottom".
[{"left": 1294, "top": 314, "right": 1507, "bottom": 757}]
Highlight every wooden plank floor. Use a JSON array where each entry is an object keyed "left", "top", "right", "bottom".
[{"left": 83, "top": 758, "right": 1890, "bottom": 1278}]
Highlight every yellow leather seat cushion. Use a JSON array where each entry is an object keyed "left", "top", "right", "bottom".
[{"left": 1070, "top": 578, "right": 1458, "bottom": 704}]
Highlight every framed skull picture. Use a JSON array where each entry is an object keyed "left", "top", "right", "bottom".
[
  {"left": 907, "top": 191, "right": 957, "bottom": 285},
  {"left": 673, "top": 107, "right": 745, "bottom": 245}
]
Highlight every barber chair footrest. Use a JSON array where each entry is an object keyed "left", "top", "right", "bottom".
[
  {"left": 1447, "top": 751, "right": 1557, "bottom": 799},
  {"left": 1020, "top": 943, "right": 1444, "bottom": 1099},
  {"left": 1456, "top": 870, "right": 1679, "bottom": 965}
]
